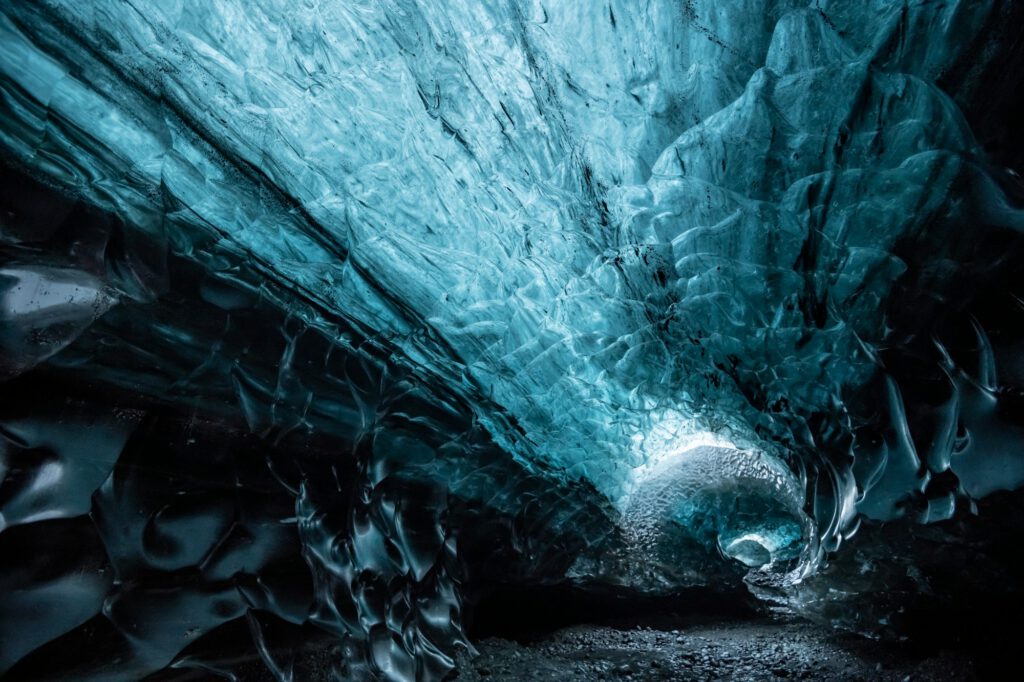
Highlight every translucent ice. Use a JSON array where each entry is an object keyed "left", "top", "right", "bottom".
[{"left": 1, "top": 1, "right": 1023, "bottom": 679}]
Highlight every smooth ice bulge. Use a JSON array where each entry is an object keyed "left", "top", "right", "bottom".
[
  {"left": 624, "top": 443, "right": 808, "bottom": 568},
  {"left": 2, "top": 1, "right": 1023, "bottom": 680}
]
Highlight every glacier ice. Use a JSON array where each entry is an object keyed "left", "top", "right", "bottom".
[{"left": 1, "top": 0, "right": 1024, "bottom": 679}]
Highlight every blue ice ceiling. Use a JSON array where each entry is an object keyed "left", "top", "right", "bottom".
[{"left": 2, "top": 1, "right": 1024, "bottom": 680}]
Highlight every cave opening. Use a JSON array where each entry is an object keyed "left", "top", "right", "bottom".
[{"left": 4, "top": 1, "right": 1024, "bottom": 680}]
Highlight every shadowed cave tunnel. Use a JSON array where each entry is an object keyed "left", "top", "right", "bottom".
[{"left": 2, "top": 1, "right": 1024, "bottom": 680}]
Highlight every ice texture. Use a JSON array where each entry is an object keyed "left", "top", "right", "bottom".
[{"left": 1, "top": 0, "right": 1023, "bottom": 679}]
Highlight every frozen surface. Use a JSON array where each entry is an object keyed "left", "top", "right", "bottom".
[{"left": 1, "top": 1, "right": 1023, "bottom": 679}]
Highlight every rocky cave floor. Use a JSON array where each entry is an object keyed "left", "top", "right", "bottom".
[{"left": 451, "top": 614, "right": 979, "bottom": 682}]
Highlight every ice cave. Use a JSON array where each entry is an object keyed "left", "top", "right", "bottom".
[{"left": 1, "top": 1, "right": 1023, "bottom": 680}]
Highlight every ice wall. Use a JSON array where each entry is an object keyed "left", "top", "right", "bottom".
[{"left": 2, "top": 1, "right": 1023, "bottom": 679}]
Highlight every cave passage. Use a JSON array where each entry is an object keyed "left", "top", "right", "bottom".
[{"left": 2, "top": 1, "right": 1024, "bottom": 680}]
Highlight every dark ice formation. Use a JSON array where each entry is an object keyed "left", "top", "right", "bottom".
[{"left": 1, "top": 1, "right": 1023, "bottom": 679}]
